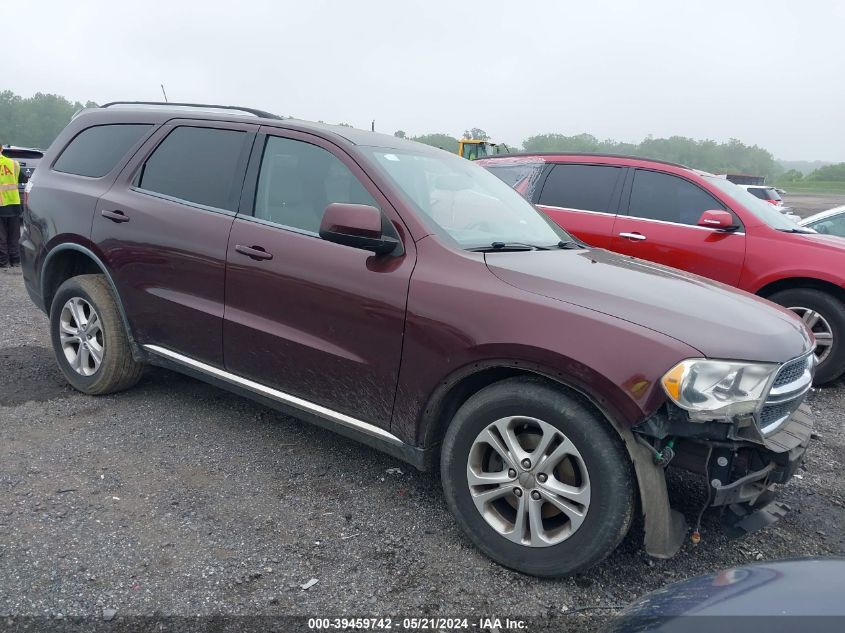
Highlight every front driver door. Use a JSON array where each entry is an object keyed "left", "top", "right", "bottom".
[
  {"left": 610, "top": 169, "right": 746, "bottom": 286},
  {"left": 223, "top": 130, "right": 415, "bottom": 428}
]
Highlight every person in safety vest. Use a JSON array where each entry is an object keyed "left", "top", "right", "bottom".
[{"left": 0, "top": 144, "right": 26, "bottom": 268}]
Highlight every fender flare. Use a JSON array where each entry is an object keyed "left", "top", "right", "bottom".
[{"left": 41, "top": 243, "right": 142, "bottom": 358}]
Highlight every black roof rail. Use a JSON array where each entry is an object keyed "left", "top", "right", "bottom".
[
  {"left": 480, "top": 151, "right": 690, "bottom": 169},
  {"left": 99, "top": 101, "right": 283, "bottom": 120}
]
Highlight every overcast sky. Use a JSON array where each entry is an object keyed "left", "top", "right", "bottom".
[{"left": 15, "top": 0, "right": 845, "bottom": 161}]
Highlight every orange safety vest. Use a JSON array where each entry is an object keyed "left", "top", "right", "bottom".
[{"left": 0, "top": 154, "right": 21, "bottom": 206}]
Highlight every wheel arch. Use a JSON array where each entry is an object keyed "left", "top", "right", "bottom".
[
  {"left": 418, "top": 360, "right": 687, "bottom": 559},
  {"left": 418, "top": 359, "right": 636, "bottom": 457},
  {"left": 41, "top": 243, "right": 141, "bottom": 359},
  {"left": 756, "top": 276, "right": 845, "bottom": 304}
]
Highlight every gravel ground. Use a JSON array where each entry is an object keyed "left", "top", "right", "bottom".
[
  {"left": 1, "top": 267, "right": 843, "bottom": 632},
  {"left": 782, "top": 192, "right": 845, "bottom": 218}
]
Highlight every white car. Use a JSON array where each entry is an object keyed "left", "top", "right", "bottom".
[
  {"left": 737, "top": 185, "right": 797, "bottom": 217},
  {"left": 799, "top": 205, "right": 845, "bottom": 238}
]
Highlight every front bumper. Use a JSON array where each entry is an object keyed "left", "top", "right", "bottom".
[{"left": 709, "top": 404, "right": 812, "bottom": 507}]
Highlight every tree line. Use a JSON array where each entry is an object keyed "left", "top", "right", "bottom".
[
  {"left": 2, "top": 91, "right": 842, "bottom": 183},
  {"left": 0, "top": 91, "right": 96, "bottom": 149}
]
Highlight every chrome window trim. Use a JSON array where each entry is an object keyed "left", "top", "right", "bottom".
[
  {"left": 143, "top": 344, "right": 405, "bottom": 447},
  {"left": 538, "top": 204, "right": 614, "bottom": 217},
  {"left": 539, "top": 204, "right": 746, "bottom": 235}
]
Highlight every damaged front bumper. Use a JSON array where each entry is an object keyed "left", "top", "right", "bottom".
[{"left": 632, "top": 402, "right": 813, "bottom": 558}]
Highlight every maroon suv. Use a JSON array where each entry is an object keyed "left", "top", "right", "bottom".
[{"left": 22, "top": 103, "right": 814, "bottom": 577}]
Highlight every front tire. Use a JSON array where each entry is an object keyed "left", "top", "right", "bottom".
[
  {"left": 50, "top": 274, "right": 144, "bottom": 395},
  {"left": 768, "top": 288, "right": 845, "bottom": 385},
  {"left": 440, "top": 377, "right": 635, "bottom": 577}
]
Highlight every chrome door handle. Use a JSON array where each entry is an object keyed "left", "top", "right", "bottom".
[
  {"left": 101, "top": 209, "right": 130, "bottom": 223},
  {"left": 619, "top": 232, "right": 646, "bottom": 241},
  {"left": 235, "top": 244, "right": 273, "bottom": 261}
]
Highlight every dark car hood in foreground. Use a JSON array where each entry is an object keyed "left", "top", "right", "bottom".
[
  {"left": 603, "top": 558, "right": 845, "bottom": 630},
  {"left": 486, "top": 248, "right": 813, "bottom": 363}
]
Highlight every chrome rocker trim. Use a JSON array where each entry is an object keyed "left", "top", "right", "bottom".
[{"left": 143, "top": 344, "right": 406, "bottom": 447}]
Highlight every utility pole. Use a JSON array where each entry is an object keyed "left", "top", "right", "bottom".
[
  {"left": 160, "top": 84, "right": 169, "bottom": 103},
  {"left": 371, "top": 120, "right": 375, "bottom": 132}
]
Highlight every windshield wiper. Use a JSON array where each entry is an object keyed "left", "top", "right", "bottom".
[
  {"left": 468, "top": 242, "right": 550, "bottom": 252},
  {"left": 556, "top": 239, "right": 585, "bottom": 250},
  {"left": 777, "top": 227, "right": 815, "bottom": 234}
]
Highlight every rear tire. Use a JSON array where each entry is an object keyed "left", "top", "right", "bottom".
[
  {"left": 440, "top": 376, "right": 635, "bottom": 577},
  {"left": 50, "top": 274, "right": 144, "bottom": 395},
  {"left": 768, "top": 288, "right": 845, "bottom": 385}
]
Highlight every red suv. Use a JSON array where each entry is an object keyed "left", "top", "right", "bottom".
[
  {"left": 479, "top": 153, "right": 845, "bottom": 385},
  {"left": 22, "top": 105, "right": 815, "bottom": 577}
]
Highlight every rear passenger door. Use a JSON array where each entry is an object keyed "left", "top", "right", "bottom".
[
  {"left": 535, "top": 164, "right": 625, "bottom": 248},
  {"left": 222, "top": 129, "right": 415, "bottom": 428},
  {"left": 93, "top": 120, "right": 257, "bottom": 367},
  {"left": 610, "top": 169, "right": 746, "bottom": 285}
]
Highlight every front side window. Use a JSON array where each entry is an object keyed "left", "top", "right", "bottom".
[
  {"left": 54, "top": 124, "right": 151, "bottom": 178},
  {"left": 705, "top": 177, "right": 798, "bottom": 231},
  {"left": 368, "top": 147, "right": 569, "bottom": 249},
  {"left": 539, "top": 164, "right": 624, "bottom": 214},
  {"left": 138, "top": 126, "right": 247, "bottom": 210},
  {"left": 254, "top": 136, "right": 379, "bottom": 233},
  {"left": 628, "top": 170, "right": 725, "bottom": 226}
]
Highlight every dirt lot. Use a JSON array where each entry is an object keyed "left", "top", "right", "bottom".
[
  {"left": 781, "top": 191, "right": 845, "bottom": 218},
  {"left": 1, "top": 267, "right": 843, "bottom": 632}
]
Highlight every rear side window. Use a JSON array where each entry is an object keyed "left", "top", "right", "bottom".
[
  {"left": 254, "top": 136, "right": 378, "bottom": 234},
  {"left": 538, "top": 164, "right": 623, "bottom": 213},
  {"left": 628, "top": 170, "right": 724, "bottom": 225},
  {"left": 53, "top": 124, "right": 151, "bottom": 178},
  {"left": 4, "top": 149, "right": 43, "bottom": 160},
  {"left": 138, "top": 126, "right": 247, "bottom": 211}
]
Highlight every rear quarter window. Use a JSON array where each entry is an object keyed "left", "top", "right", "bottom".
[
  {"left": 53, "top": 124, "right": 152, "bottom": 178},
  {"left": 484, "top": 162, "right": 546, "bottom": 199}
]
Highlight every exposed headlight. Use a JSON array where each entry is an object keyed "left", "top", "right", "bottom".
[{"left": 661, "top": 359, "right": 778, "bottom": 422}]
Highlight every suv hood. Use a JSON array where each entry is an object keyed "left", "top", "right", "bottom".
[{"left": 486, "top": 248, "right": 813, "bottom": 363}]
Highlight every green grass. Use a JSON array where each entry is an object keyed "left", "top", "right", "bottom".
[{"left": 773, "top": 180, "right": 845, "bottom": 194}]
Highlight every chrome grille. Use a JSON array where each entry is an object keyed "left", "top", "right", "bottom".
[
  {"left": 757, "top": 353, "right": 814, "bottom": 435},
  {"left": 759, "top": 401, "right": 799, "bottom": 429},
  {"left": 772, "top": 356, "right": 808, "bottom": 389}
]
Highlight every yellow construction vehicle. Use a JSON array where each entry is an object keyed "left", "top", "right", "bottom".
[{"left": 458, "top": 139, "right": 509, "bottom": 160}]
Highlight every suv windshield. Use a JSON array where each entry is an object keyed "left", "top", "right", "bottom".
[
  {"left": 705, "top": 177, "right": 799, "bottom": 231},
  {"left": 368, "top": 148, "right": 569, "bottom": 249}
]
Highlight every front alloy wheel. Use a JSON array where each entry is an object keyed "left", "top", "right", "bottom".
[
  {"left": 467, "top": 416, "right": 590, "bottom": 547},
  {"left": 440, "top": 377, "right": 635, "bottom": 577}
]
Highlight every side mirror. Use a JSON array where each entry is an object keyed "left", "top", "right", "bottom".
[
  {"left": 319, "top": 203, "right": 399, "bottom": 255},
  {"left": 697, "top": 210, "right": 737, "bottom": 231}
]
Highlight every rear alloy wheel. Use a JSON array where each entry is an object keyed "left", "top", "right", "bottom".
[
  {"left": 50, "top": 274, "right": 145, "bottom": 395},
  {"left": 441, "top": 377, "right": 635, "bottom": 577},
  {"left": 59, "top": 297, "right": 105, "bottom": 377},
  {"left": 768, "top": 288, "right": 845, "bottom": 385}
]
